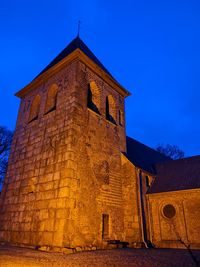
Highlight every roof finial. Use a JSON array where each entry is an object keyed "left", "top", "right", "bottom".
[{"left": 77, "top": 20, "right": 81, "bottom": 37}]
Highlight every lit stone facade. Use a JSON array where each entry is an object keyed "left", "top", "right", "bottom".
[
  {"left": 0, "top": 37, "right": 199, "bottom": 251},
  {"left": 147, "top": 189, "right": 200, "bottom": 249},
  {"left": 0, "top": 40, "right": 143, "bottom": 250}
]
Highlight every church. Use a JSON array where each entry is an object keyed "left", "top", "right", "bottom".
[{"left": 0, "top": 36, "right": 199, "bottom": 252}]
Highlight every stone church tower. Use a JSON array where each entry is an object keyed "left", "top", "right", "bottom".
[{"left": 0, "top": 37, "right": 143, "bottom": 250}]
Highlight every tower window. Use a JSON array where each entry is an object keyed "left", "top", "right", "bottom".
[
  {"left": 28, "top": 95, "right": 41, "bottom": 123},
  {"left": 87, "top": 81, "right": 100, "bottom": 114},
  {"left": 119, "top": 110, "right": 124, "bottom": 126},
  {"left": 102, "top": 214, "right": 109, "bottom": 239},
  {"left": 106, "top": 95, "right": 116, "bottom": 124},
  {"left": 45, "top": 84, "right": 58, "bottom": 114},
  {"left": 146, "top": 176, "right": 150, "bottom": 188}
]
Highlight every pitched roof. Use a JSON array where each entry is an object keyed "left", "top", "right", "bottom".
[
  {"left": 37, "top": 36, "right": 114, "bottom": 78},
  {"left": 148, "top": 156, "right": 200, "bottom": 194},
  {"left": 125, "top": 136, "right": 171, "bottom": 174},
  {"left": 16, "top": 36, "right": 130, "bottom": 98}
]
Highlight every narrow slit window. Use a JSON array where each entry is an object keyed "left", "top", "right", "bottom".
[
  {"left": 102, "top": 214, "right": 109, "bottom": 239},
  {"left": 119, "top": 110, "right": 124, "bottom": 126},
  {"left": 106, "top": 95, "right": 116, "bottom": 124},
  {"left": 146, "top": 176, "right": 150, "bottom": 188}
]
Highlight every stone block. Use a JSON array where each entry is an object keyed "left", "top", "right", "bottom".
[
  {"left": 48, "top": 199, "right": 57, "bottom": 209},
  {"left": 58, "top": 187, "right": 69, "bottom": 198},
  {"left": 53, "top": 232, "right": 63, "bottom": 247},
  {"left": 66, "top": 160, "right": 77, "bottom": 170},
  {"left": 56, "top": 208, "right": 70, "bottom": 219},
  {"left": 61, "top": 169, "right": 75, "bottom": 179},
  {"left": 62, "top": 247, "right": 74, "bottom": 254},
  {"left": 75, "top": 246, "right": 82, "bottom": 252},
  {"left": 39, "top": 209, "right": 49, "bottom": 220},
  {"left": 44, "top": 220, "right": 55, "bottom": 232},
  {"left": 42, "top": 190, "right": 55, "bottom": 200},
  {"left": 38, "top": 245, "right": 51, "bottom": 252},
  {"left": 42, "top": 232, "right": 53, "bottom": 246},
  {"left": 35, "top": 200, "right": 49, "bottom": 209},
  {"left": 59, "top": 178, "right": 70, "bottom": 188},
  {"left": 54, "top": 219, "right": 65, "bottom": 232},
  {"left": 53, "top": 172, "right": 60, "bottom": 180},
  {"left": 56, "top": 198, "right": 67, "bottom": 208},
  {"left": 42, "top": 173, "right": 54, "bottom": 183}
]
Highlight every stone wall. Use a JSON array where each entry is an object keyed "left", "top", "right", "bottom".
[
  {"left": 0, "top": 58, "right": 133, "bottom": 250},
  {"left": 147, "top": 189, "right": 200, "bottom": 249},
  {"left": 63, "top": 61, "right": 128, "bottom": 248},
  {"left": 121, "top": 155, "right": 143, "bottom": 246},
  {"left": 0, "top": 60, "right": 80, "bottom": 248}
]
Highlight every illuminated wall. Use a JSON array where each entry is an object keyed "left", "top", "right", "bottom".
[
  {"left": 0, "top": 55, "right": 141, "bottom": 250},
  {"left": 147, "top": 189, "right": 200, "bottom": 249}
]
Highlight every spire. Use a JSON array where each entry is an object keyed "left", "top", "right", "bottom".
[
  {"left": 16, "top": 36, "right": 130, "bottom": 98},
  {"left": 37, "top": 36, "right": 114, "bottom": 79}
]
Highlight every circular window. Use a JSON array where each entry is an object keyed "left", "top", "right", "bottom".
[{"left": 163, "top": 204, "right": 176, "bottom": 219}]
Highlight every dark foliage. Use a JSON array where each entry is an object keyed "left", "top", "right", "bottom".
[
  {"left": 0, "top": 126, "right": 13, "bottom": 184},
  {"left": 156, "top": 144, "right": 185, "bottom": 160}
]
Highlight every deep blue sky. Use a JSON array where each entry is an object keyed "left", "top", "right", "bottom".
[{"left": 1, "top": 0, "right": 200, "bottom": 156}]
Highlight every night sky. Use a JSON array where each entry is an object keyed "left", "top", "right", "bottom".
[{"left": 1, "top": 0, "right": 200, "bottom": 156}]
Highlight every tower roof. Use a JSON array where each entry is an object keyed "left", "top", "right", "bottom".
[
  {"left": 38, "top": 36, "right": 114, "bottom": 79},
  {"left": 16, "top": 36, "right": 130, "bottom": 98}
]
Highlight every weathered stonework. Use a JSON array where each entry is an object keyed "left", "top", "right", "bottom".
[
  {"left": 147, "top": 189, "right": 200, "bottom": 249},
  {"left": 0, "top": 37, "right": 199, "bottom": 251},
  {"left": 0, "top": 51, "right": 137, "bottom": 250}
]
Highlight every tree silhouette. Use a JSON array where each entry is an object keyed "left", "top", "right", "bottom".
[
  {"left": 0, "top": 126, "right": 13, "bottom": 185},
  {"left": 156, "top": 144, "right": 184, "bottom": 160}
]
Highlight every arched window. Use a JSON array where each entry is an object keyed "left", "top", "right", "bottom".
[
  {"left": 45, "top": 84, "right": 58, "bottom": 114},
  {"left": 146, "top": 175, "right": 150, "bottom": 188},
  {"left": 29, "top": 95, "right": 41, "bottom": 123},
  {"left": 87, "top": 81, "right": 100, "bottom": 114},
  {"left": 119, "top": 110, "right": 124, "bottom": 126},
  {"left": 106, "top": 95, "right": 116, "bottom": 124}
]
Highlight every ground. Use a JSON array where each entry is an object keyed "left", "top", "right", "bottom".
[{"left": 0, "top": 246, "right": 200, "bottom": 267}]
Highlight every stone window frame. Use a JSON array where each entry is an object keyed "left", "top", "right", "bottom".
[
  {"left": 145, "top": 175, "right": 150, "bottom": 188},
  {"left": 161, "top": 203, "right": 177, "bottom": 220},
  {"left": 119, "top": 109, "right": 124, "bottom": 126},
  {"left": 87, "top": 81, "right": 101, "bottom": 114},
  {"left": 44, "top": 83, "right": 58, "bottom": 115},
  {"left": 106, "top": 94, "right": 117, "bottom": 125},
  {"left": 28, "top": 94, "right": 41, "bottom": 123},
  {"left": 102, "top": 213, "right": 110, "bottom": 240}
]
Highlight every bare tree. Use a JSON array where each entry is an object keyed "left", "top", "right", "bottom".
[
  {"left": 170, "top": 219, "right": 200, "bottom": 267},
  {"left": 156, "top": 144, "right": 184, "bottom": 160},
  {"left": 0, "top": 126, "right": 13, "bottom": 184}
]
